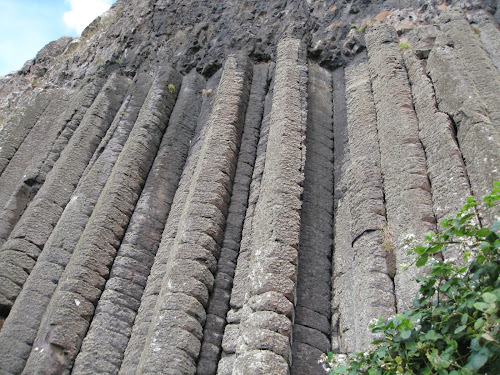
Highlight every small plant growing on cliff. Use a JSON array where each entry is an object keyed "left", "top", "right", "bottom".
[
  {"left": 321, "top": 182, "right": 500, "bottom": 374},
  {"left": 399, "top": 42, "right": 412, "bottom": 52},
  {"left": 351, "top": 24, "right": 368, "bottom": 34},
  {"left": 168, "top": 83, "right": 176, "bottom": 94}
]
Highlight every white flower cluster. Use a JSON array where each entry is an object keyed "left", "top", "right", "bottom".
[
  {"left": 401, "top": 233, "right": 417, "bottom": 253},
  {"left": 318, "top": 353, "right": 348, "bottom": 373}
]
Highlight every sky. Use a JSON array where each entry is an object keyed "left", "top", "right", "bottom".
[{"left": 0, "top": 0, "right": 117, "bottom": 76}]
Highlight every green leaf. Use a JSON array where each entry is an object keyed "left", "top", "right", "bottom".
[
  {"left": 416, "top": 254, "right": 428, "bottom": 267},
  {"left": 476, "top": 228, "right": 491, "bottom": 237},
  {"left": 461, "top": 314, "right": 468, "bottom": 325},
  {"left": 400, "top": 330, "right": 411, "bottom": 339},
  {"left": 482, "top": 292, "right": 497, "bottom": 303},
  {"left": 454, "top": 325, "right": 467, "bottom": 334},
  {"left": 474, "top": 318, "right": 485, "bottom": 331},
  {"left": 474, "top": 302, "right": 491, "bottom": 312},
  {"left": 466, "top": 347, "right": 490, "bottom": 370},
  {"left": 333, "top": 365, "right": 349, "bottom": 374}
]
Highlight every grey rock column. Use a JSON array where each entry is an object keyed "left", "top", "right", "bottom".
[
  {"left": 217, "top": 68, "right": 275, "bottom": 375},
  {"left": 403, "top": 50, "right": 473, "bottom": 250},
  {"left": 0, "top": 89, "right": 68, "bottom": 246},
  {"left": 365, "top": 24, "right": 436, "bottom": 312},
  {"left": 196, "top": 63, "right": 270, "bottom": 375},
  {"left": 136, "top": 55, "right": 251, "bottom": 375},
  {"left": 291, "top": 62, "right": 334, "bottom": 375},
  {"left": 331, "top": 191, "right": 353, "bottom": 354},
  {"left": 232, "top": 38, "right": 308, "bottom": 375},
  {"left": 0, "top": 90, "right": 52, "bottom": 176},
  {"left": 73, "top": 71, "right": 205, "bottom": 375},
  {"left": 346, "top": 59, "right": 396, "bottom": 352},
  {"left": 440, "top": 13, "right": 500, "bottom": 127},
  {"left": 0, "top": 73, "right": 152, "bottom": 375},
  {"left": 478, "top": 21, "right": 500, "bottom": 74},
  {"left": 0, "top": 74, "right": 130, "bottom": 314},
  {"left": 119, "top": 70, "right": 222, "bottom": 375},
  {"left": 22, "top": 66, "right": 182, "bottom": 375},
  {"left": 427, "top": 33, "right": 500, "bottom": 226}
]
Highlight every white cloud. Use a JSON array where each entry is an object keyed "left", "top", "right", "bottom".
[{"left": 63, "top": 0, "right": 113, "bottom": 35}]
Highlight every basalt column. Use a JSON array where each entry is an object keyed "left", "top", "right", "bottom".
[
  {"left": 119, "top": 69, "right": 223, "bottom": 375},
  {"left": 427, "top": 13, "right": 500, "bottom": 226},
  {"left": 196, "top": 63, "right": 271, "bottom": 375},
  {"left": 135, "top": 56, "right": 251, "bottom": 375},
  {"left": 232, "top": 38, "right": 307, "bottom": 375},
  {"left": 291, "top": 62, "right": 334, "bottom": 375},
  {"left": 0, "top": 72, "right": 152, "bottom": 375},
  {"left": 22, "top": 66, "right": 182, "bottom": 374},
  {"left": 73, "top": 71, "right": 206, "bottom": 375},
  {"left": 365, "top": 24, "right": 436, "bottom": 312},
  {"left": 0, "top": 74, "right": 129, "bottom": 315}
]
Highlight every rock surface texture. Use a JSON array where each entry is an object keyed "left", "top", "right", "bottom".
[{"left": 0, "top": 1, "right": 499, "bottom": 374}]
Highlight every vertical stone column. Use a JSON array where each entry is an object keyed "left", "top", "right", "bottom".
[
  {"left": 119, "top": 70, "right": 222, "bottom": 375},
  {"left": 291, "top": 63, "right": 334, "bottom": 375},
  {"left": 72, "top": 72, "right": 205, "bottom": 375},
  {"left": 22, "top": 67, "right": 182, "bottom": 375},
  {"left": 232, "top": 38, "right": 307, "bottom": 375},
  {"left": 0, "top": 72, "right": 152, "bottom": 375},
  {"left": 0, "top": 74, "right": 130, "bottom": 315},
  {"left": 440, "top": 12, "right": 500, "bottom": 127},
  {"left": 427, "top": 23, "right": 500, "bottom": 226},
  {"left": 345, "top": 60, "right": 396, "bottom": 351},
  {"left": 403, "top": 50, "right": 473, "bottom": 250},
  {"left": 136, "top": 56, "right": 251, "bottom": 375},
  {"left": 197, "top": 63, "right": 270, "bottom": 375},
  {"left": 218, "top": 68, "right": 275, "bottom": 375},
  {"left": 365, "top": 24, "right": 436, "bottom": 311}
]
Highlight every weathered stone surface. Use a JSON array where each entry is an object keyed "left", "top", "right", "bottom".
[
  {"left": 479, "top": 21, "right": 500, "bottom": 73},
  {"left": 365, "top": 24, "right": 436, "bottom": 311},
  {"left": 136, "top": 55, "right": 251, "bottom": 374},
  {"left": 403, "top": 49, "right": 474, "bottom": 261},
  {"left": 1, "top": 2, "right": 499, "bottom": 374},
  {"left": 0, "top": 74, "right": 129, "bottom": 314},
  {"left": 342, "top": 59, "right": 396, "bottom": 351},
  {"left": 23, "top": 67, "right": 181, "bottom": 375},
  {"left": 0, "top": 73, "right": 152, "bottom": 375},
  {"left": 73, "top": 71, "right": 204, "bottom": 375},
  {"left": 427, "top": 26, "right": 500, "bottom": 226},
  {"left": 233, "top": 38, "right": 307, "bottom": 373},
  {"left": 292, "top": 62, "right": 334, "bottom": 371},
  {"left": 197, "top": 63, "right": 270, "bottom": 375},
  {"left": 119, "top": 68, "right": 223, "bottom": 375}
]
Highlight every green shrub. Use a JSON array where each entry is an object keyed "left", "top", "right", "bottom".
[
  {"left": 321, "top": 182, "right": 500, "bottom": 375},
  {"left": 168, "top": 83, "right": 176, "bottom": 94}
]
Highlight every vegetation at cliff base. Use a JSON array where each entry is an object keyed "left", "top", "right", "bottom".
[{"left": 321, "top": 182, "right": 500, "bottom": 375}]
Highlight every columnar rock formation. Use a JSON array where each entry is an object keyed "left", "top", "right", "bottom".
[{"left": 0, "top": 1, "right": 499, "bottom": 374}]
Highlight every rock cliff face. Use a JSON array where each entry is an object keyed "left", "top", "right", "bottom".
[{"left": 0, "top": 0, "right": 499, "bottom": 374}]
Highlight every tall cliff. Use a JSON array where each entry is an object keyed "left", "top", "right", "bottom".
[{"left": 0, "top": 0, "right": 499, "bottom": 374}]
